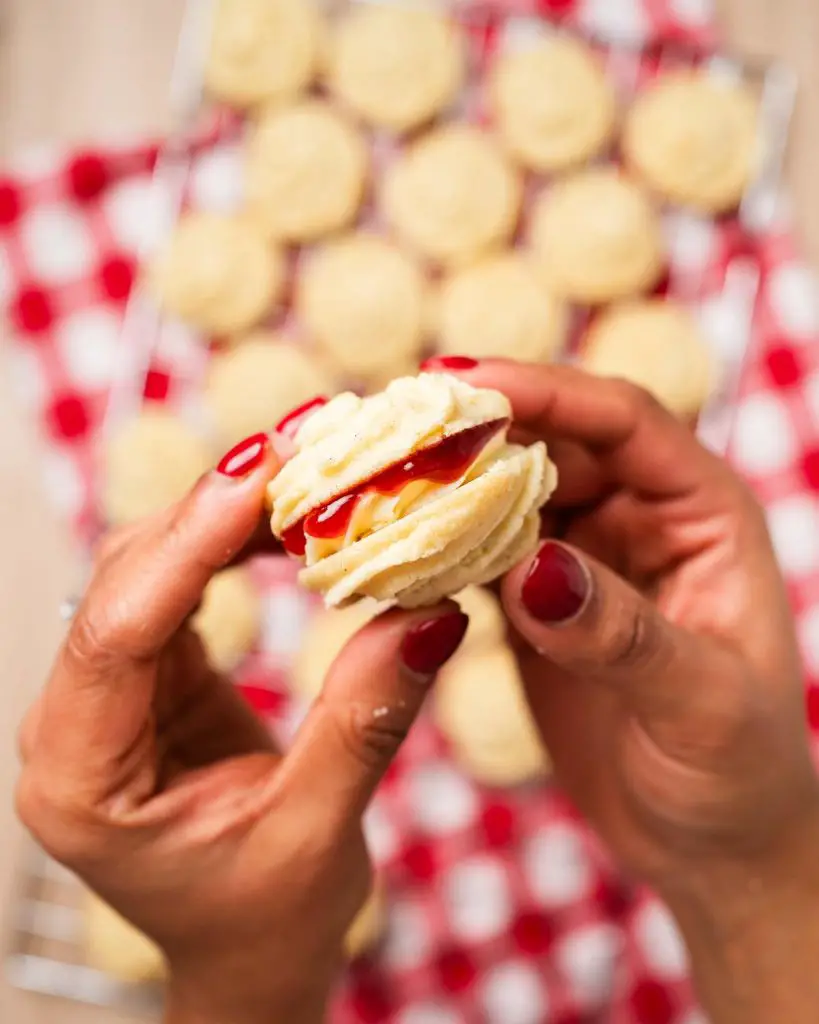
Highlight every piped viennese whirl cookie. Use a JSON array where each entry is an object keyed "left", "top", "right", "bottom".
[
  {"left": 150, "top": 212, "right": 284, "bottom": 336},
  {"left": 435, "top": 252, "right": 566, "bottom": 363},
  {"left": 623, "top": 70, "right": 760, "bottom": 214},
  {"left": 326, "top": 4, "right": 464, "bottom": 134},
  {"left": 489, "top": 35, "right": 616, "bottom": 173},
  {"left": 381, "top": 125, "right": 522, "bottom": 267},
  {"left": 246, "top": 100, "right": 368, "bottom": 243},
  {"left": 529, "top": 168, "right": 665, "bottom": 305},
  {"left": 582, "top": 299, "right": 714, "bottom": 419},
  {"left": 205, "top": 0, "right": 324, "bottom": 110},
  {"left": 268, "top": 374, "right": 557, "bottom": 608}
]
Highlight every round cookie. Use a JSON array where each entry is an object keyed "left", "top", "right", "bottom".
[
  {"left": 435, "top": 252, "right": 566, "bottom": 362},
  {"left": 456, "top": 586, "right": 507, "bottom": 654},
  {"left": 84, "top": 893, "right": 165, "bottom": 983},
  {"left": 103, "top": 409, "right": 213, "bottom": 526},
  {"left": 206, "top": 334, "right": 333, "bottom": 447},
  {"left": 581, "top": 299, "right": 714, "bottom": 419},
  {"left": 150, "top": 212, "right": 283, "bottom": 336},
  {"left": 246, "top": 100, "right": 368, "bottom": 243},
  {"left": 345, "top": 880, "right": 386, "bottom": 960},
  {"left": 435, "top": 646, "right": 548, "bottom": 787},
  {"left": 623, "top": 70, "right": 760, "bottom": 214},
  {"left": 297, "top": 233, "right": 429, "bottom": 386},
  {"left": 192, "top": 568, "right": 261, "bottom": 672},
  {"left": 205, "top": 0, "right": 324, "bottom": 109},
  {"left": 489, "top": 35, "right": 616, "bottom": 173},
  {"left": 326, "top": 4, "right": 464, "bottom": 133},
  {"left": 291, "top": 600, "right": 380, "bottom": 702},
  {"left": 381, "top": 124, "right": 521, "bottom": 267},
  {"left": 529, "top": 168, "right": 665, "bottom": 304}
]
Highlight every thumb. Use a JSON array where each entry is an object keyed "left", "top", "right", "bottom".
[
  {"left": 502, "top": 541, "right": 701, "bottom": 723},
  {"left": 277, "top": 603, "right": 468, "bottom": 826}
]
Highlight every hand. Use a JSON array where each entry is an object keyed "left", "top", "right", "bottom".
[
  {"left": 16, "top": 434, "right": 468, "bottom": 1024},
  {"left": 427, "top": 357, "right": 819, "bottom": 1023}
]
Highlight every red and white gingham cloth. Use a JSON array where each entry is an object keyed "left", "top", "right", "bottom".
[{"left": 2, "top": 1, "right": 819, "bottom": 1022}]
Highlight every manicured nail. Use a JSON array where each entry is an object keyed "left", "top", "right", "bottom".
[
  {"left": 217, "top": 433, "right": 270, "bottom": 478},
  {"left": 521, "top": 542, "right": 589, "bottom": 624},
  {"left": 275, "top": 396, "right": 328, "bottom": 439},
  {"left": 401, "top": 610, "right": 469, "bottom": 677},
  {"left": 420, "top": 355, "right": 479, "bottom": 372}
]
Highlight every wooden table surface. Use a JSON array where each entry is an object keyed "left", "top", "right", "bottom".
[{"left": 0, "top": 2, "right": 817, "bottom": 1021}]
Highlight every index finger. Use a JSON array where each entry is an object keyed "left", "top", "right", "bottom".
[
  {"left": 31, "top": 442, "right": 280, "bottom": 803},
  {"left": 440, "top": 359, "right": 736, "bottom": 503}
]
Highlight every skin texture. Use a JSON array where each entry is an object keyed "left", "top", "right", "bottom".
[
  {"left": 452, "top": 360, "right": 819, "bottom": 1024},
  {"left": 17, "top": 362, "right": 819, "bottom": 1024},
  {"left": 16, "top": 445, "right": 465, "bottom": 1024}
]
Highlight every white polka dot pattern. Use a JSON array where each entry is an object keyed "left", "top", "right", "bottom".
[
  {"left": 58, "top": 309, "right": 120, "bottom": 389},
  {"left": 634, "top": 902, "right": 689, "bottom": 978},
  {"left": 409, "top": 762, "right": 479, "bottom": 834},
  {"left": 732, "top": 392, "right": 797, "bottom": 476},
  {"left": 23, "top": 205, "right": 95, "bottom": 284},
  {"left": 767, "top": 495, "right": 819, "bottom": 577},
  {"left": 524, "top": 824, "right": 592, "bottom": 907},
  {"left": 481, "top": 961, "right": 549, "bottom": 1024},
  {"left": 444, "top": 857, "right": 513, "bottom": 942}
]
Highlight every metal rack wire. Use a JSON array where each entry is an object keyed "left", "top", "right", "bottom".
[{"left": 6, "top": 0, "right": 798, "bottom": 1014}]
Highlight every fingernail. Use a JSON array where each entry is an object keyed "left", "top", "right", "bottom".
[
  {"left": 217, "top": 432, "right": 270, "bottom": 478},
  {"left": 420, "top": 355, "right": 479, "bottom": 372},
  {"left": 401, "top": 610, "right": 469, "bottom": 677},
  {"left": 275, "top": 396, "right": 328, "bottom": 439},
  {"left": 521, "top": 542, "right": 589, "bottom": 624}
]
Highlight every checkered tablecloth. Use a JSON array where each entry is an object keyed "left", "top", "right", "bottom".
[{"left": 2, "top": 1, "right": 819, "bottom": 1022}]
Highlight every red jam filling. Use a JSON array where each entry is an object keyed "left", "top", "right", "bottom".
[{"left": 281, "top": 418, "right": 507, "bottom": 557}]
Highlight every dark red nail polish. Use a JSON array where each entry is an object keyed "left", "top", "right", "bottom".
[
  {"left": 217, "top": 433, "right": 269, "bottom": 478},
  {"left": 275, "top": 396, "right": 328, "bottom": 439},
  {"left": 521, "top": 542, "right": 589, "bottom": 624},
  {"left": 401, "top": 610, "right": 469, "bottom": 677},
  {"left": 420, "top": 355, "right": 479, "bottom": 372}
]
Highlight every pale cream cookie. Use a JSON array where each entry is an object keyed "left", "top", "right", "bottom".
[
  {"left": 246, "top": 99, "right": 368, "bottom": 243},
  {"left": 381, "top": 125, "right": 522, "bottom": 267},
  {"left": 102, "top": 409, "right": 213, "bottom": 527},
  {"left": 529, "top": 168, "right": 665, "bottom": 304},
  {"left": 205, "top": 333, "right": 334, "bottom": 447},
  {"left": 489, "top": 35, "right": 616, "bottom": 173},
  {"left": 150, "top": 212, "right": 284, "bottom": 336},
  {"left": 291, "top": 585, "right": 504, "bottom": 700},
  {"left": 456, "top": 585, "right": 506, "bottom": 654},
  {"left": 623, "top": 70, "right": 760, "bottom": 214},
  {"left": 267, "top": 374, "right": 557, "bottom": 609},
  {"left": 435, "top": 251, "right": 566, "bottom": 362},
  {"left": 205, "top": 0, "right": 324, "bottom": 109},
  {"left": 581, "top": 299, "right": 714, "bottom": 419},
  {"left": 296, "top": 232, "right": 429, "bottom": 386},
  {"left": 435, "top": 647, "right": 548, "bottom": 786},
  {"left": 326, "top": 4, "right": 464, "bottom": 133},
  {"left": 192, "top": 568, "right": 261, "bottom": 672},
  {"left": 345, "top": 879, "right": 387, "bottom": 960},
  {"left": 84, "top": 893, "right": 166, "bottom": 984},
  {"left": 291, "top": 599, "right": 379, "bottom": 702}
]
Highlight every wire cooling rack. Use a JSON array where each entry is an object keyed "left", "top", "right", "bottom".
[{"left": 6, "top": 0, "right": 797, "bottom": 1015}]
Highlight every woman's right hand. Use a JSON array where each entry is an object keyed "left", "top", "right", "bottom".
[{"left": 427, "top": 357, "right": 819, "bottom": 1024}]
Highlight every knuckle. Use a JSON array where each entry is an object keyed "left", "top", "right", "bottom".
[
  {"left": 337, "top": 702, "right": 411, "bottom": 775},
  {"left": 66, "top": 605, "right": 129, "bottom": 670},
  {"left": 615, "top": 379, "right": 667, "bottom": 418},
  {"left": 15, "top": 773, "right": 95, "bottom": 866},
  {"left": 601, "top": 606, "right": 656, "bottom": 672}
]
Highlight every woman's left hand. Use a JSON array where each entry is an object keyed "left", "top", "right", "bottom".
[{"left": 16, "top": 436, "right": 467, "bottom": 1024}]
